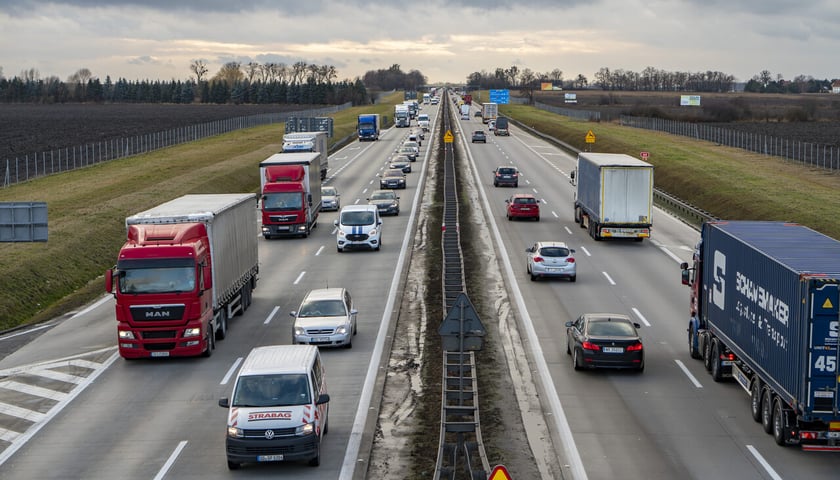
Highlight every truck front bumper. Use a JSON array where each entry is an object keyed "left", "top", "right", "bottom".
[{"left": 262, "top": 224, "right": 307, "bottom": 237}]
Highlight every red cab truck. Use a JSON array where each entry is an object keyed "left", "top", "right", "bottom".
[
  {"left": 260, "top": 152, "right": 322, "bottom": 239},
  {"left": 105, "top": 194, "right": 259, "bottom": 359}
]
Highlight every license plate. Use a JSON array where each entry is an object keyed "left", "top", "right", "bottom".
[
  {"left": 603, "top": 347, "right": 624, "bottom": 353},
  {"left": 150, "top": 351, "right": 170, "bottom": 357},
  {"left": 827, "top": 431, "right": 840, "bottom": 439},
  {"left": 276, "top": 226, "right": 290, "bottom": 231},
  {"left": 546, "top": 268, "right": 559, "bottom": 272},
  {"left": 312, "top": 337, "right": 330, "bottom": 344},
  {"left": 258, "top": 454, "right": 284, "bottom": 462},
  {"left": 721, "top": 360, "right": 733, "bottom": 366}
]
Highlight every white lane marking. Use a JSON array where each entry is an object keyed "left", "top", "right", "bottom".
[
  {"left": 746, "top": 445, "right": 783, "bottom": 480},
  {"left": 153, "top": 440, "right": 188, "bottom": 480},
  {"left": 315, "top": 245, "right": 325, "bottom": 256},
  {"left": 674, "top": 359, "right": 703, "bottom": 388},
  {"left": 0, "top": 401, "right": 46, "bottom": 422},
  {"left": 220, "top": 357, "right": 243, "bottom": 385},
  {"left": 564, "top": 225, "right": 572, "bottom": 235},
  {"left": 0, "top": 323, "right": 54, "bottom": 341},
  {"left": 580, "top": 246, "right": 592, "bottom": 256},
  {"left": 651, "top": 238, "right": 687, "bottom": 264},
  {"left": 293, "top": 271, "right": 306, "bottom": 285},
  {"left": 602, "top": 271, "right": 616, "bottom": 285},
  {"left": 0, "top": 294, "right": 111, "bottom": 342},
  {"left": 0, "top": 380, "right": 68, "bottom": 401},
  {"left": 632, "top": 308, "right": 651, "bottom": 327},
  {"left": 263, "top": 306, "right": 280, "bottom": 325}
]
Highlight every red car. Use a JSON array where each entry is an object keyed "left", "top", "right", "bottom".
[{"left": 506, "top": 194, "right": 540, "bottom": 221}]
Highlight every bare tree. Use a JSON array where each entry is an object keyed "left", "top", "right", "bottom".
[
  {"left": 245, "top": 62, "right": 260, "bottom": 83},
  {"left": 291, "top": 61, "right": 307, "bottom": 84},
  {"left": 19, "top": 68, "right": 39, "bottom": 82},
  {"left": 550, "top": 68, "right": 563, "bottom": 83},
  {"left": 190, "top": 59, "right": 208, "bottom": 83},
  {"left": 505, "top": 65, "right": 519, "bottom": 87}
]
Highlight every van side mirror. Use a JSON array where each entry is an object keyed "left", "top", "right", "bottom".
[{"left": 218, "top": 397, "right": 230, "bottom": 408}]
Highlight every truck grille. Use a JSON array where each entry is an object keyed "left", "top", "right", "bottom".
[
  {"left": 270, "top": 214, "right": 298, "bottom": 222},
  {"left": 145, "top": 343, "right": 176, "bottom": 351},
  {"left": 130, "top": 305, "right": 185, "bottom": 322},
  {"left": 141, "top": 330, "right": 177, "bottom": 339}
]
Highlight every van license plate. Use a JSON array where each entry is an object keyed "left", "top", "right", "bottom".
[
  {"left": 258, "top": 455, "right": 284, "bottom": 462},
  {"left": 150, "top": 351, "right": 170, "bottom": 357}
]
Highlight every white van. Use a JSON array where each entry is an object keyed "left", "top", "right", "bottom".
[
  {"left": 335, "top": 204, "right": 382, "bottom": 252},
  {"left": 219, "top": 345, "right": 329, "bottom": 469}
]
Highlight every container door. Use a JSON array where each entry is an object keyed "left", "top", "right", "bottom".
[{"left": 807, "top": 282, "right": 840, "bottom": 413}]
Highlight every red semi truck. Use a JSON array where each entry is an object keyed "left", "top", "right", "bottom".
[
  {"left": 260, "top": 152, "right": 322, "bottom": 239},
  {"left": 105, "top": 194, "right": 259, "bottom": 359}
]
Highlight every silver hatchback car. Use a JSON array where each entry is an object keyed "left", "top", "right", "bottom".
[
  {"left": 526, "top": 241, "right": 577, "bottom": 281},
  {"left": 291, "top": 288, "right": 358, "bottom": 348}
]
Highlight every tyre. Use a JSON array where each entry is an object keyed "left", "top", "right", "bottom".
[
  {"left": 308, "top": 443, "right": 321, "bottom": 467},
  {"left": 345, "top": 338, "right": 352, "bottom": 349},
  {"left": 761, "top": 389, "right": 774, "bottom": 434},
  {"left": 636, "top": 359, "right": 645, "bottom": 372},
  {"left": 566, "top": 337, "right": 571, "bottom": 355},
  {"left": 514, "top": 182, "right": 518, "bottom": 187},
  {"left": 227, "top": 460, "right": 240, "bottom": 470},
  {"left": 702, "top": 336, "right": 713, "bottom": 372},
  {"left": 750, "top": 380, "right": 763, "bottom": 422},
  {"left": 530, "top": 272, "right": 537, "bottom": 281},
  {"left": 202, "top": 329, "right": 214, "bottom": 358},
  {"left": 710, "top": 340, "right": 723, "bottom": 382},
  {"left": 215, "top": 310, "right": 228, "bottom": 340},
  {"left": 337, "top": 246, "right": 343, "bottom": 253},
  {"left": 772, "top": 399, "right": 789, "bottom": 446},
  {"left": 535, "top": 216, "right": 540, "bottom": 222},
  {"left": 569, "top": 275, "right": 577, "bottom": 282}
]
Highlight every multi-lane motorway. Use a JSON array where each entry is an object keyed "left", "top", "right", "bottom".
[{"left": 1, "top": 93, "right": 840, "bottom": 479}]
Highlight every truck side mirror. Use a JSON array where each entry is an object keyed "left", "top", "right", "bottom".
[
  {"left": 680, "top": 267, "right": 691, "bottom": 286},
  {"left": 307, "top": 194, "right": 312, "bottom": 206},
  {"left": 105, "top": 268, "right": 115, "bottom": 294}
]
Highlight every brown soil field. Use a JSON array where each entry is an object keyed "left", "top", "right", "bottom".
[
  {"left": 0, "top": 103, "right": 312, "bottom": 160},
  {"left": 532, "top": 90, "right": 840, "bottom": 146}
]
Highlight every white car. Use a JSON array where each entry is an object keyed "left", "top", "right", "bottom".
[
  {"left": 335, "top": 204, "right": 382, "bottom": 252},
  {"left": 291, "top": 288, "right": 358, "bottom": 348},
  {"left": 320, "top": 185, "right": 340, "bottom": 211}
]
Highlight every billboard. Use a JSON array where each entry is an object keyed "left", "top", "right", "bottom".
[
  {"left": 680, "top": 95, "right": 701, "bottom": 106},
  {"left": 564, "top": 93, "right": 577, "bottom": 104}
]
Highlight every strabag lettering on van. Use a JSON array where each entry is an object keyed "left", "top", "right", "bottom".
[{"left": 248, "top": 410, "right": 293, "bottom": 421}]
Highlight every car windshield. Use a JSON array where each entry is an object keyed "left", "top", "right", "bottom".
[
  {"left": 341, "top": 211, "right": 375, "bottom": 226},
  {"left": 497, "top": 168, "right": 515, "bottom": 174},
  {"left": 514, "top": 197, "right": 536, "bottom": 204},
  {"left": 385, "top": 170, "right": 404, "bottom": 177},
  {"left": 370, "top": 191, "right": 395, "bottom": 200},
  {"left": 322, "top": 187, "right": 336, "bottom": 196},
  {"left": 539, "top": 247, "right": 570, "bottom": 257},
  {"left": 587, "top": 320, "right": 636, "bottom": 337},
  {"left": 233, "top": 374, "right": 311, "bottom": 407},
  {"left": 298, "top": 299, "right": 346, "bottom": 317}
]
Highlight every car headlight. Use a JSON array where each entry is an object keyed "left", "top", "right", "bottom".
[
  {"left": 118, "top": 330, "right": 135, "bottom": 340},
  {"left": 183, "top": 327, "right": 201, "bottom": 338},
  {"left": 336, "top": 325, "right": 348, "bottom": 335},
  {"left": 227, "top": 426, "right": 244, "bottom": 438},
  {"left": 369, "top": 228, "right": 378, "bottom": 236},
  {"left": 296, "top": 422, "right": 315, "bottom": 436},
  {"left": 294, "top": 325, "right": 306, "bottom": 335}
]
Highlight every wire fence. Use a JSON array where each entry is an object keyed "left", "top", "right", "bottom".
[
  {"left": 620, "top": 115, "right": 840, "bottom": 171},
  {"left": 2, "top": 102, "right": 352, "bottom": 188}
]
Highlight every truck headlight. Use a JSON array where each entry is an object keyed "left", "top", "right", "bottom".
[
  {"left": 183, "top": 327, "right": 201, "bottom": 338},
  {"left": 118, "top": 330, "right": 135, "bottom": 340},
  {"left": 227, "top": 426, "right": 244, "bottom": 438}
]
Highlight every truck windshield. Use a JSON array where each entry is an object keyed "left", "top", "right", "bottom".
[
  {"left": 120, "top": 265, "right": 195, "bottom": 294},
  {"left": 263, "top": 192, "right": 303, "bottom": 211},
  {"left": 233, "top": 374, "right": 311, "bottom": 407}
]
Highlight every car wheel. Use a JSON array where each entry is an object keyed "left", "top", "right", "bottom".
[
  {"left": 337, "top": 246, "right": 343, "bottom": 253},
  {"left": 750, "top": 380, "right": 763, "bottom": 422},
  {"left": 227, "top": 460, "right": 241, "bottom": 470},
  {"left": 569, "top": 275, "right": 576, "bottom": 282},
  {"left": 535, "top": 216, "right": 540, "bottom": 222},
  {"left": 636, "top": 359, "right": 645, "bottom": 372},
  {"left": 514, "top": 182, "right": 518, "bottom": 187},
  {"left": 530, "top": 272, "right": 537, "bottom": 281},
  {"left": 761, "top": 389, "right": 774, "bottom": 434},
  {"left": 345, "top": 339, "right": 352, "bottom": 349},
  {"left": 494, "top": 181, "right": 498, "bottom": 187},
  {"left": 566, "top": 337, "right": 571, "bottom": 355}
]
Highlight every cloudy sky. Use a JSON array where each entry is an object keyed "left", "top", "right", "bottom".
[{"left": 1, "top": 0, "right": 838, "bottom": 85}]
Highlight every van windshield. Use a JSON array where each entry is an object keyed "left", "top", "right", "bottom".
[
  {"left": 341, "top": 211, "right": 375, "bottom": 226},
  {"left": 233, "top": 374, "right": 311, "bottom": 407}
]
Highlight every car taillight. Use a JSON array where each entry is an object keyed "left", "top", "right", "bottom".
[
  {"left": 582, "top": 341, "right": 601, "bottom": 351},
  {"left": 566, "top": 257, "right": 575, "bottom": 263},
  {"left": 533, "top": 256, "right": 544, "bottom": 263},
  {"left": 626, "top": 342, "right": 643, "bottom": 351}
]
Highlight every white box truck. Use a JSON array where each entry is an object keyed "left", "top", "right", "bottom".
[{"left": 572, "top": 152, "right": 653, "bottom": 241}]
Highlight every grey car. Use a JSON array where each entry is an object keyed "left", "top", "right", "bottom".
[
  {"left": 291, "top": 288, "right": 358, "bottom": 348},
  {"left": 526, "top": 241, "right": 576, "bottom": 281},
  {"left": 379, "top": 168, "right": 407, "bottom": 189},
  {"left": 320, "top": 185, "right": 340, "bottom": 211},
  {"left": 389, "top": 157, "right": 412, "bottom": 173},
  {"left": 367, "top": 190, "right": 400, "bottom": 216}
]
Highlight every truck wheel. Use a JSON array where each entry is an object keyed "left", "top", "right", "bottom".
[
  {"left": 688, "top": 327, "right": 701, "bottom": 359},
  {"left": 227, "top": 460, "right": 240, "bottom": 470},
  {"left": 750, "top": 380, "right": 763, "bottom": 422},
  {"left": 761, "top": 389, "right": 774, "bottom": 434},
  {"left": 772, "top": 399, "right": 790, "bottom": 446},
  {"left": 216, "top": 311, "right": 228, "bottom": 340},
  {"left": 702, "top": 336, "right": 713, "bottom": 371},
  {"left": 710, "top": 340, "right": 723, "bottom": 382},
  {"left": 202, "top": 329, "right": 214, "bottom": 358}
]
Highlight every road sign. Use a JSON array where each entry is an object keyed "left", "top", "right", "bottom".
[
  {"left": 444, "top": 130, "right": 454, "bottom": 143},
  {"left": 489, "top": 89, "right": 510, "bottom": 104},
  {"left": 640, "top": 151, "right": 650, "bottom": 159},
  {"left": 489, "top": 465, "right": 513, "bottom": 480},
  {"left": 585, "top": 130, "right": 596, "bottom": 143}
]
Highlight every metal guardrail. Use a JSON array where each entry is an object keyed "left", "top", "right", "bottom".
[
  {"left": 434, "top": 93, "right": 490, "bottom": 480},
  {"left": 508, "top": 118, "right": 718, "bottom": 230}
]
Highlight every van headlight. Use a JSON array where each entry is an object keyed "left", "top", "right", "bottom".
[
  {"left": 369, "top": 228, "right": 378, "bottom": 236},
  {"left": 338, "top": 230, "right": 346, "bottom": 237},
  {"left": 296, "top": 422, "right": 315, "bottom": 436},
  {"left": 227, "top": 426, "right": 244, "bottom": 438}
]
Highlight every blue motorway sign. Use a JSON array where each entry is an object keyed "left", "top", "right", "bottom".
[{"left": 489, "top": 89, "right": 510, "bottom": 104}]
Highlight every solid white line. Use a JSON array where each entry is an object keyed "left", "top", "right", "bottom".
[
  {"left": 220, "top": 357, "right": 243, "bottom": 385},
  {"left": 632, "top": 308, "right": 651, "bottom": 327},
  {"left": 0, "top": 323, "right": 54, "bottom": 341},
  {"left": 602, "top": 271, "right": 616, "bottom": 285},
  {"left": 0, "top": 295, "right": 112, "bottom": 342},
  {"left": 293, "top": 271, "right": 306, "bottom": 285},
  {"left": 746, "top": 445, "right": 783, "bottom": 480},
  {"left": 153, "top": 440, "right": 188, "bottom": 480},
  {"left": 263, "top": 306, "right": 279, "bottom": 325},
  {"left": 674, "top": 359, "right": 703, "bottom": 388}
]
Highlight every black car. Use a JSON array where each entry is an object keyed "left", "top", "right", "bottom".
[
  {"left": 493, "top": 166, "right": 519, "bottom": 187},
  {"left": 389, "top": 157, "right": 412, "bottom": 174},
  {"left": 565, "top": 313, "right": 644, "bottom": 371},
  {"left": 379, "top": 169, "right": 407, "bottom": 189},
  {"left": 367, "top": 190, "right": 400, "bottom": 216},
  {"left": 472, "top": 131, "right": 487, "bottom": 143}
]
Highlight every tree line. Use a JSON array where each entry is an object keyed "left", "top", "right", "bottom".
[
  {"left": 467, "top": 65, "right": 834, "bottom": 93},
  {"left": 0, "top": 61, "right": 370, "bottom": 105}
]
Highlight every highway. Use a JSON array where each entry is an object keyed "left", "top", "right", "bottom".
[{"left": 1, "top": 92, "right": 840, "bottom": 480}]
